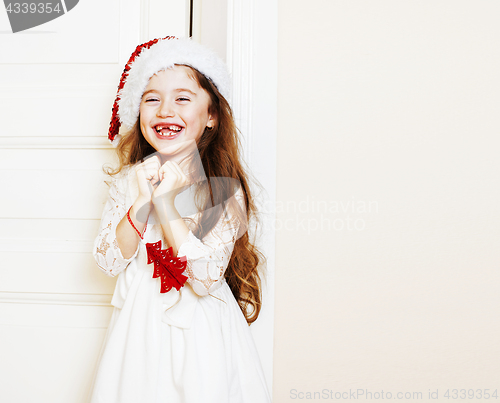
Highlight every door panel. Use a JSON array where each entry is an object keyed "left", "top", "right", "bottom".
[{"left": 0, "top": 1, "right": 188, "bottom": 401}]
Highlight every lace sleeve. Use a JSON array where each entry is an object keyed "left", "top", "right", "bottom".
[
  {"left": 92, "top": 173, "right": 140, "bottom": 277},
  {"left": 177, "top": 186, "right": 246, "bottom": 296}
]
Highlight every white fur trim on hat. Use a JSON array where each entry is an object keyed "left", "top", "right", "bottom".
[{"left": 117, "top": 37, "right": 231, "bottom": 130}]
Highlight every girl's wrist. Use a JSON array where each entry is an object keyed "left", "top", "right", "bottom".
[
  {"left": 135, "top": 196, "right": 153, "bottom": 207},
  {"left": 133, "top": 197, "right": 153, "bottom": 224},
  {"left": 152, "top": 196, "right": 180, "bottom": 221},
  {"left": 152, "top": 193, "right": 176, "bottom": 209}
]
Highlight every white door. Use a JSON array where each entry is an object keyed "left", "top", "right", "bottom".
[{"left": 0, "top": 0, "right": 275, "bottom": 401}]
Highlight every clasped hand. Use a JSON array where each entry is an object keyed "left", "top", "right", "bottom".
[{"left": 135, "top": 155, "right": 190, "bottom": 206}]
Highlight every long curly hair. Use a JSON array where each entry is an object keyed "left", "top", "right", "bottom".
[{"left": 105, "top": 65, "right": 266, "bottom": 324}]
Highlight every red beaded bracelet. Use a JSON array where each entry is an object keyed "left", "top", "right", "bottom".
[{"left": 127, "top": 206, "right": 147, "bottom": 239}]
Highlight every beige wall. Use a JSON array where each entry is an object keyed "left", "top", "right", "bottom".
[{"left": 274, "top": 1, "right": 500, "bottom": 401}]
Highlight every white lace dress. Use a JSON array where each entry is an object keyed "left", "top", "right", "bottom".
[{"left": 88, "top": 166, "right": 271, "bottom": 403}]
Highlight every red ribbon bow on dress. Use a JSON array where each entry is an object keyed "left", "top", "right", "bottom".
[
  {"left": 146, "top": 241, "right": 188, "bottom": 293},
  {"left": 127, "top": 207, "right": 188, "bottom": 293}
]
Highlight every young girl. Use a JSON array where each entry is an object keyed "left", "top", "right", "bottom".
[{"left": 89, "top": 37, "right": 271, "bottom": 403}]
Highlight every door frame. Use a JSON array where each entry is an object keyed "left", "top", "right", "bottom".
[{"left": 226, "top": 0, "right": 277, "bottom": 392}]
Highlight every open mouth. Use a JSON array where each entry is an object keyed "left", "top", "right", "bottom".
[{"left": 154, "top": 124, "right": 184, "bottom": 137}]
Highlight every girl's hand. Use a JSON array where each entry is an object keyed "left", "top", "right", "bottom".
[
  {"left": 152, "top": 161, "right": 190, "bottom": 205},
  {"left": 135, "top": 155, "right": 162, "bottom": 203}
]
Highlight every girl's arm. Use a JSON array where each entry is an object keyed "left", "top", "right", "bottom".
[
  {"left": 93, "top": 158, "right": 161, "bottom": 276},
  {"left": 151, "top": 160, "right": 192, "bottom": 255},
  {"left": 177, "top": 195, "right": 244, "bottom": 297},
  {"left": 153, "top": 179, "right": 247, "bottom": 297},
  {"left": 115, "top": 197, "right": 153, "bottom": 258},
  {"left": 152, "top": 199, "right": 190, "bottom": 256},
  {"left": 92, "top": 173, "right": 141, "bottom": 277},
  {"left": 112, "top": 156, "right": 162, "bottom": 258}
]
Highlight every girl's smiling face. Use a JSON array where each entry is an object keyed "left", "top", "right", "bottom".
[{"left": 139, "top": 65, "right": 215, "bottom": 159}]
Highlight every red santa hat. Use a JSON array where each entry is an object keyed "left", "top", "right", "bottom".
[{"left": 108, "top": 36, "right": 231, "bottom": 146}]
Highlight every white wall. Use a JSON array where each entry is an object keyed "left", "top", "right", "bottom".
[{"left": 274, "top": 1, "right": 500, "bottom": 401}]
